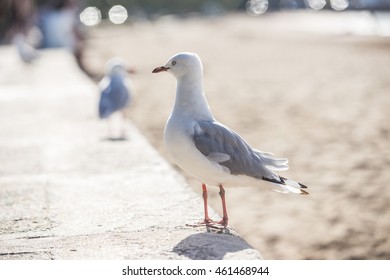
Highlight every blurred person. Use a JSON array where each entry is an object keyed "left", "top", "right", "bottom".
[
  {"left": 98, "top": 58, "right": 133, "bottom": 140},
  {"left": 0, "top": 0, "right": 36, "bottom": 42},
  {"left": 0, "top": 1, "right": 11, "bottom": 41},
  {"left": 37, "top": 0, "right": 87, "bottom": 72},
  {"left": 0, "top": 0, "right": 41, "bottom": 63}
]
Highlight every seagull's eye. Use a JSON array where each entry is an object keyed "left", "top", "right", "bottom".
[{"left": 171, "top": 60, "right": 177, "bottom": 66}]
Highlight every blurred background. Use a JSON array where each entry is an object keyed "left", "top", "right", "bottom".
[{"left": 1, "top": 0, "right": 390, "bottom": 259}]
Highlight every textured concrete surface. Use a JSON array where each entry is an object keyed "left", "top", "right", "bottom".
[{"left": 0, "top": 47, "right": 262, "bottom": 260}]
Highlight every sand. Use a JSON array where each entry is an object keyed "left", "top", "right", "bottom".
[{"left": 83, "top": 11, "right": 390, "bottom": 259}]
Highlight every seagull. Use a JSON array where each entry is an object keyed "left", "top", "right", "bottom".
[
  {"left": 99, "top": 58, "right": 132, "bottom": 139},
  {"left": 153, "top": 52, "right": 308, "bottom": 228},
  {"left": 13, "top": 33, "right": 40, "bottom": 63}
]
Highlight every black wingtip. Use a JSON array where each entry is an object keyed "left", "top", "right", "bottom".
[
  {"left": 262, "top": 176, "right": 284, "bottom": 185},
  {"left": 298, "top": 182, "right": 308, "bottom": 189},
  {"left": 300, "top": 189, "right": 310, "bottom": 195},
  {"left": 263, "top": 176, "right": 310, "bottom": 195}
]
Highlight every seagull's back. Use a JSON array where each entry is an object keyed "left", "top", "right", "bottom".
[{"left": 99, "top": 72, "right": 130, "bottom": 119}]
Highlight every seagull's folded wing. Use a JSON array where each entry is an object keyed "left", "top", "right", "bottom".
[{"left": 192, "top": 120, "right": 279, "bottom": 181}]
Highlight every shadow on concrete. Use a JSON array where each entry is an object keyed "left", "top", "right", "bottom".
[
  {"left": 172, "top": 232, "right": 258, "bottom": 260},
  {"left": 101, "top": 137, "right": 128, "bottom": 142}
]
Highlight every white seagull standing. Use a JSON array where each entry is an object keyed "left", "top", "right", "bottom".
[
  {"left": 99, "top": 58, "right": 133, "bottom": 139},
  {"left": 13, "top": 33, "right": 40, "bottom": 63},
  {"left": 153, "top": 52, "right": 308, "bottom": 228}
]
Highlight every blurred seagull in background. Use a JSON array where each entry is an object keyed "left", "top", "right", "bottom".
[
  {"left": 13, "top": 33, "right": 40, "bottom": 63},
  {"left": 99, "top": 58, "right": 133, "bottom": 139},
  {"left": 153, "top": 52, "right": 308, "bottom": 229}
]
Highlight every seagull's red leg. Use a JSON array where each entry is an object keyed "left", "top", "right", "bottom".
[
  {"left": 186, "top": 184, "right": 214, "bottom": 227},
  {"left": 120, "top": 110, "right": 127, "bottom": 138},
  {"left": 217, "top": 184, "right": 229, "bottom": 227},
  {"left": 202, "top": 184, "right": 213, "bottom": 224},
  {"left": 188, "top": 184, "right": 229, "bottom": 229}
]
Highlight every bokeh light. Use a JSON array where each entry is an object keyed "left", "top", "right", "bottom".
[
  {"left": 80, "top": 6, "right": 101, "bottom": 26},
  {"left": 307, "top": 0, "right": 327, "bottom": 10},
  {"left": 108, "top": 5, "right": 128, "bottom": 24},
  {"left": 330, "top": 0, "right": 350, "bottom": 11},
  {"left": 246, "top": 0, "right": 269, "bottom": 16}
]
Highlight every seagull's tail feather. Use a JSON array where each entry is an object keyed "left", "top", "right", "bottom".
[
  {"left": 254, "top": 150, "right": 289, "bottom": 171},
  {"left": 262, "top": 176, "right": 309, "bottom": 195}
]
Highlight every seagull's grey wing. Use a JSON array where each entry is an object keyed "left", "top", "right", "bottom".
[
  {"left": 193, "top": 120, "right": 280, "bottom": 181},
  {"left": 98, "top": 84, "right": 113, "bottom": 119},
  {"left": 109, "top": 76, "right": 130, "bottom": 110}
]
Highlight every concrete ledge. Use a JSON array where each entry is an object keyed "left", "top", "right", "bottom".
[{"left": 0, "top": 47, "right": 262, "bottom": 260}]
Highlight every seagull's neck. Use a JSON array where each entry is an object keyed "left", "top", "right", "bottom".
[
  {"left": 173, "top": 74, "right": 214, "bottom": 120},
  {"left": 110, "top": 73, "right": 125, "bottom": 81}
]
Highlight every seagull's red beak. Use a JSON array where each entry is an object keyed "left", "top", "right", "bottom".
[{"left": 152, "top": 66, "right": 169, "bottom": 73}]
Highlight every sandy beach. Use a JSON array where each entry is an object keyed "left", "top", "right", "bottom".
[{"left": 83, "top": 11, "right": 390, "bottom": 259}]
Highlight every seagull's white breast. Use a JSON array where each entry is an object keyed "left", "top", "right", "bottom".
[{"left": 164, "top": 113, "right": 229, "bottom": 186}]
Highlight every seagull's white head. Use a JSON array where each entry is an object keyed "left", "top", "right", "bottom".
[{"left": 152, "top": 52, "right": 203, "bottom": 79}]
